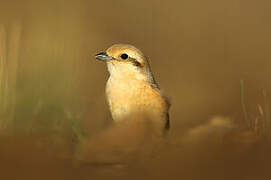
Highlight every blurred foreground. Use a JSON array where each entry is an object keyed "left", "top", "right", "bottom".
[{"left": 0, "top": 115, "right": 270, "bottom": 180}]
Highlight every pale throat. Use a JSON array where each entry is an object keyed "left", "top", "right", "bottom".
[
  {"left": 106, "top": 62, "right": 150, "bottom": 82},
  {"left": 105, "top": 62, "right": 152, "bottom": 100},
  {"left": 105, "top": 62, "right": 159, "bottom": 122}
]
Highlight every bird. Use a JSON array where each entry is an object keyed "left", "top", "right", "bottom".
[{"left": 94, "top": 44, "right": 170, "bottom": 134}]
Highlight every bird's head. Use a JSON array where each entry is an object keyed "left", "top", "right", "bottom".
[{"left": 95, "top": 44, "right": 156, "bottom": 83}]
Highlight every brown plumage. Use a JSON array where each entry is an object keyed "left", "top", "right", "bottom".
[{"left": 95, "top": 44, "right": 170, "bottom": 134}]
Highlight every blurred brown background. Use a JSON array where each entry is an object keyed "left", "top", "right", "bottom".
[{"left": 0, "top": 0, "right": 270, "bottom": 179}]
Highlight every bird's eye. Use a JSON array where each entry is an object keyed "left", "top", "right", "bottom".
[{"left": 120, "top": 53, "right": 128, "bottom": 60}]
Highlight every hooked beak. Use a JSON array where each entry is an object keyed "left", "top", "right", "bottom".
[{"left": 95, "top": 52, "right": 114, "bottom": 62}]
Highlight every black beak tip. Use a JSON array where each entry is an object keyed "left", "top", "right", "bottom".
[
  {"left": 94, "top": 52, "right": 114, "bottom": 61},
  {"left": 95, "top": 52, "right": 107, "bottom": 57}
]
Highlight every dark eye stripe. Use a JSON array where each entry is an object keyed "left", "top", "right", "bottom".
[
  {"left": 132, "top": 60, "right": 141, "bottom": 67},
  {"left": 118, "top": 54, "right": 142, "bottom": 67},
  {"left": 129, "top": 57, "right": 142, "bottom": 67}
]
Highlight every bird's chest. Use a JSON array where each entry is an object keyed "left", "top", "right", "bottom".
[{"left": 105, "top": 77, "right": 152, "bottom": 121}]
